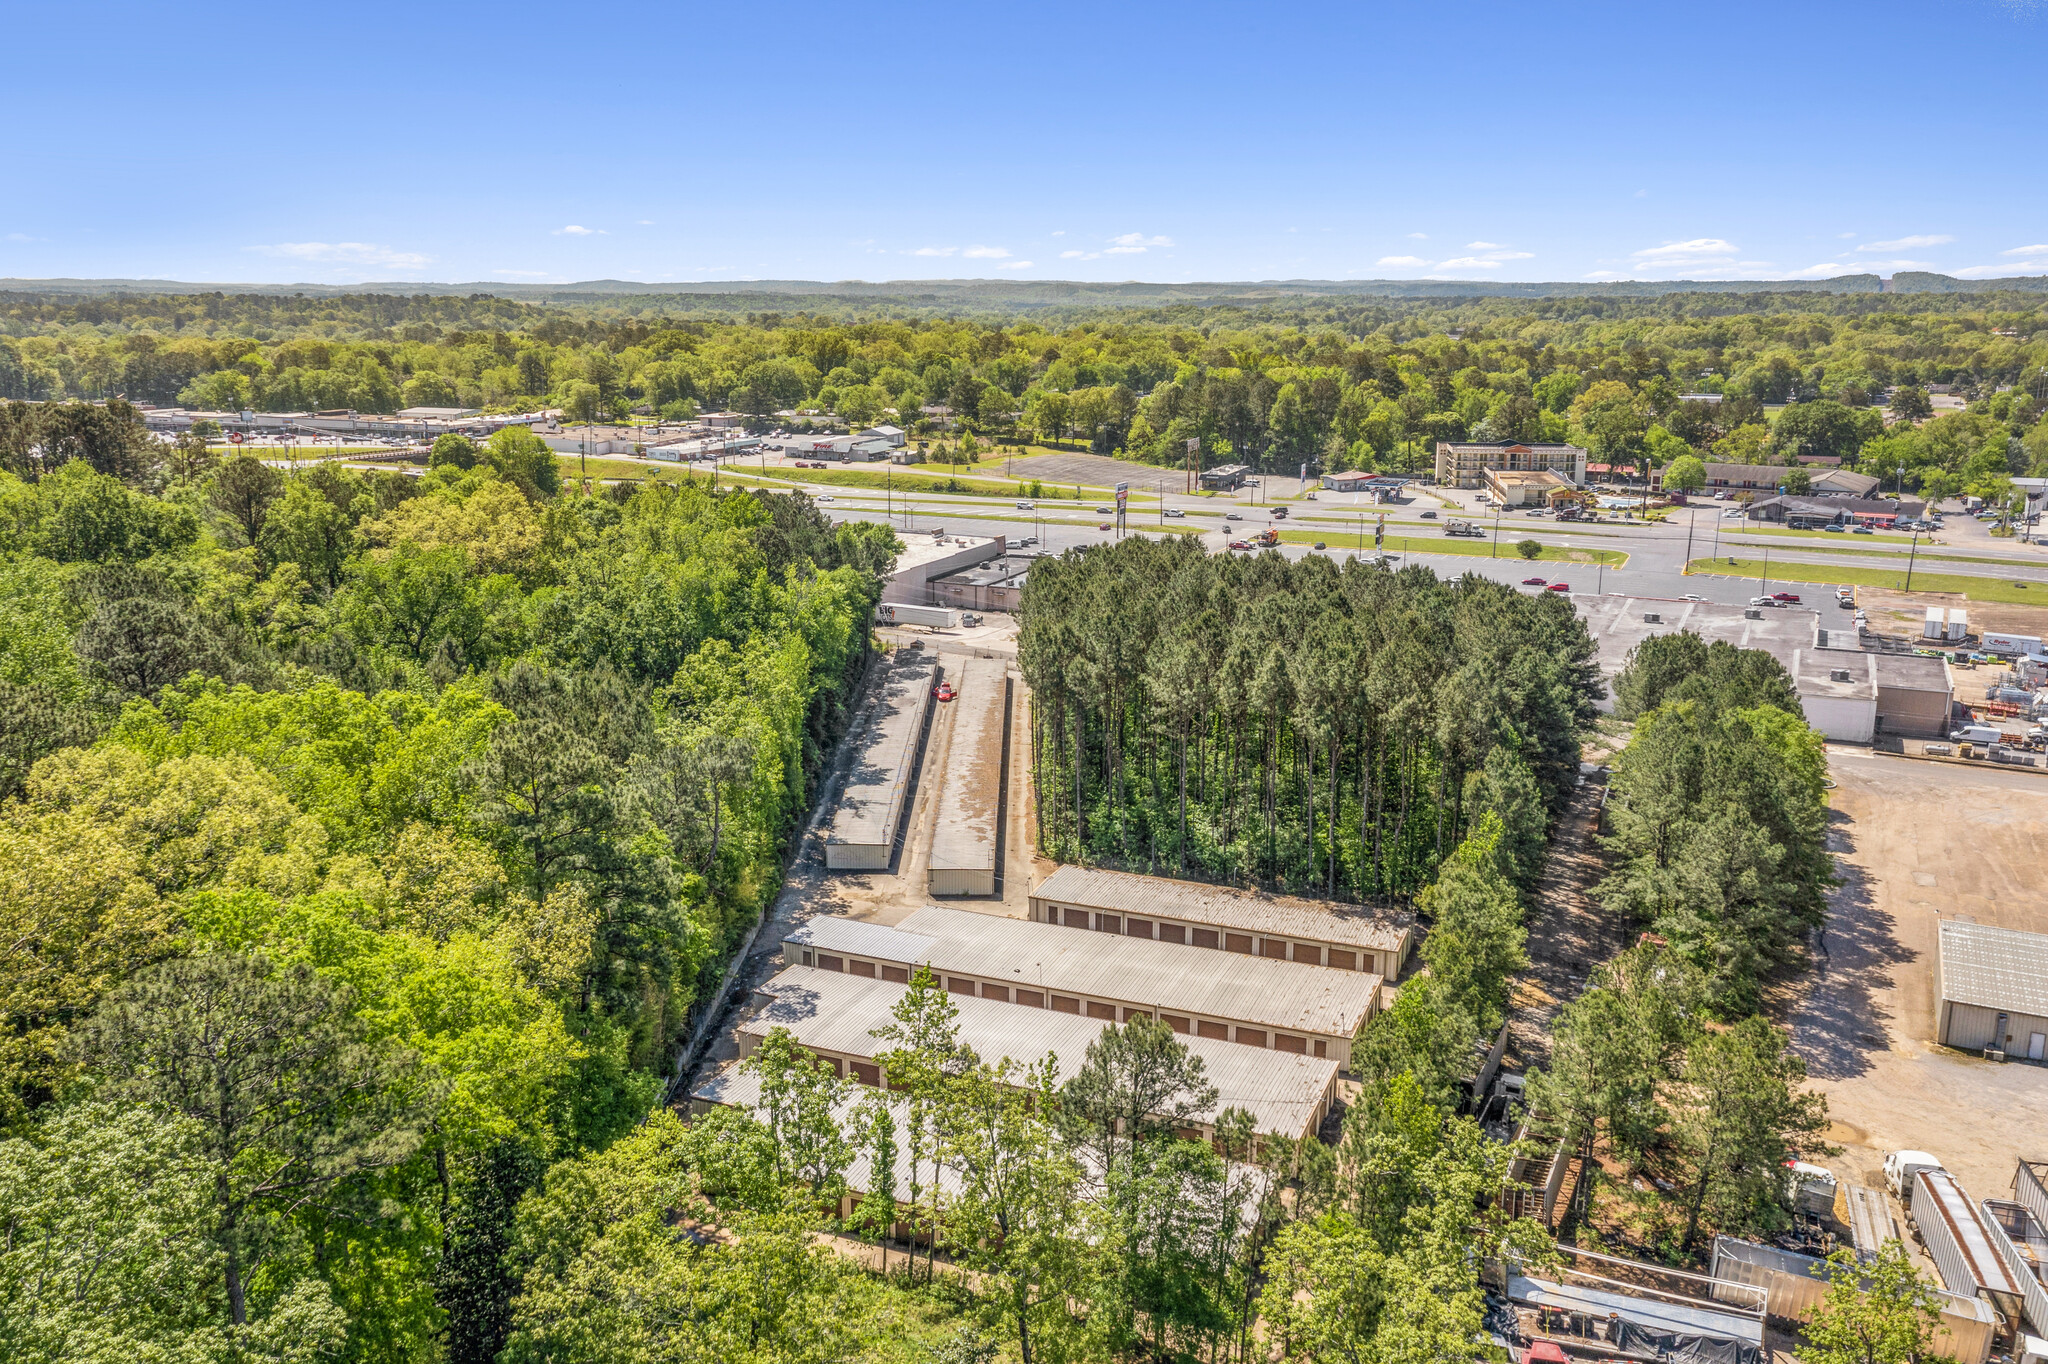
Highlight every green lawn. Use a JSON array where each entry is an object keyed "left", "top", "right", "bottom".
[
  {"left": 1721, "top": 525, "right": 1919, "bottom": 544},
  {"left": 1278, "top": 527, "right": 1626, "bottom": 565},
  {"left": 1686, "top": 557, "right": 2048, "bottom": 605},
  {"left": 1716, "top": 537, "right": 2048, "bottom": 571}
]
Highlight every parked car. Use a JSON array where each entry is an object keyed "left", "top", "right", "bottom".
[
  {"left": 1098, "top": 522, "right": 1113, "bottom": 531},
  {"left": 1546, "top": 582, "right": 1570, "bottom": 592},
  {"left": 1163, "top": 508, "right": 1185, "bottom": 518},
  {"left": 1228, "top": 539, "right": 1252, "bottom": 551},
  {"left": 1016, "top": 500, "right": 1035, "bottom": 509},
  {"left": 1681, "top": 593, "right": 1705, "bottom": 601},
  {"left": 1521, "top": 577, "right": 1547, "bottom": 586},
  {"left": 1312, "top": 541, "right": 1326, "bottom": 549},
  {"left": 1419, "top": 510, "right": 1437, "bottom": 519},
  {"left": 1772, "top": 592, "right": 1801, "bottom": 602},
  {"left": 1853, "top": 525, "right": 1874, "bottom": 534},
  {"left": 933, "top": 682, "right": 956, "bottom": 702},
  {"left": 1822, "top": 523, "right": 1845, "bottom": 533},
  {"left": 1749, "top": 596, "right": 1784, "bottom": 607}
]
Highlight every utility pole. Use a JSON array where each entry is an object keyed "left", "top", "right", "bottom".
[
  {"left": 1491, "top": 504, "right": 1501, "bottom": 558},
  {"left": 1683, "top": 504, "right": 1696, "bottom": 569},
  {"left": 1905, "top": 528, "right": 1920, "bottom": 591}
]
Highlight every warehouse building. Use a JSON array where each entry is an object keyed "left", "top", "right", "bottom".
[
  {"left": 782, "top": 906, "right": 1381, "bottom": 1058},
  {"left": 1575, "top": 595, "right": 1953, "bottom": 742},
  {"left": 740, "top": 965, "right": 1341, "bottom": 1141},
  {"left": 1028, "top": 865, "right": 1412, "bottom": 977},
  {"left": 927, "top": 657, "right": 1010, "bottom": 896},
  {"left": 1936, "top": 920, "right": 2048, "bottom": 1061},
  {"left": 823, "top": 652, "right": 937, "bottom": 870}
]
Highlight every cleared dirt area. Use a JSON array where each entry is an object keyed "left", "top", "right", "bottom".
[
  {"left": 1857, "top": 584, "right": 2048, "bottom": 638},
  {"left": 1008, "top": 450, "right": 1188, "bottom": 490},
  {"left": 1785, "top": 749, "right": 2048, "bottom": 1205}
]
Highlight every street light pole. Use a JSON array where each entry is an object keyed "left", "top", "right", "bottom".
[{"left": 1905, "top": 528, "right": 1920, "bottom": 591}]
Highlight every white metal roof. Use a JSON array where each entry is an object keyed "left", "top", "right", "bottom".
[
  {"left": 746, "top": 966, "right": 1338, "bottom": 1138},
  {"left": 1915, "top": 1168, "right": 2027, "bottom": 1298},
  {"left": 1030, "top": 865, "right": 1411, "bottom": 952},
  {"left": 827, "top": 652, "right": 936, "bottom": 850},
  {"left": 787, "top": 907, "right": 1381, "bottom": 1038},
  {"left": 928, "top": 658, "right": 1007, "bottom": 875},
  {"left": 1939, "top": 919, "right": 2048, "bottom": 1019}
]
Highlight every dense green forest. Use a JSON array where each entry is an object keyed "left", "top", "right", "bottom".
[
  {"left": 4, "top": 288, "right": 2048, "bottom": 500},
  {"left": 0, "top": 398, "right": 902, "bottom": 1361},
  {"left": 1017, "top": 537, "right": 1601, "bottom": 900}
]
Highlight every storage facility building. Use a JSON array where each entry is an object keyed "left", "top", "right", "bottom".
[
  {"left": 782, "top": 906, "right": 1381, "bottom": 1057},
  {"left": 927, "top": 657, "right": 1010, "bottom": 896},
  {"left": 741, "top": 965, "right": 1340, "bottom": 1140},
  {"left": 1028, "top": 865, "right": 1412, "bottom": 977},
  {"left": 1936, "top": 920, "right": 2048, "bottom": 1060},
  {"left": 823, "top": 653, "right": 936, "bottom": 870}
]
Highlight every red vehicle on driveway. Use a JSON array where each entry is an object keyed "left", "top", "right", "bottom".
[
  {"left": 1546, "top": 582, "right": 1570, "bottom": 592},
  {"left": 1521, "top": 577, "right": 1547, "bottom": 586},
  {"left": 933, "top": 682, "right": 956, "bottom": 702},
  {"left": 1772, "top": 591, "right": 1802, "bottom": 603}
]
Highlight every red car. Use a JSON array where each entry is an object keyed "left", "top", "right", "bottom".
[
  {"left": 1772, "top": 592, "right": 1802, "bottom": 603},
  {"left": 933, "top": 682, "right": 956, "bottom": 702},
  {"left": 1546, "top": 582, "right": 1570, "bottom": 592},
  {"left": 1521, "top": 577, "right": 1547, "bottom": 586},
  {"left": 1228, "top": 539, "right": 1252, "bottom": 551},
  {"left": 1098, "top": 522, "right": 1114, "bottom": 531}
]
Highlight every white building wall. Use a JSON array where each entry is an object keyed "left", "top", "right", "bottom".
[{"left": 1798, "top": 693, "right": 1876, "bottom": 744}]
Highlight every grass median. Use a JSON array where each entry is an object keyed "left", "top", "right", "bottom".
[
  {"left": 1278, "top": 527, "right": 1626, "bottom": 565},
  {"left": 1687, "top": 557, "right": 2048, "bottom": 605}
]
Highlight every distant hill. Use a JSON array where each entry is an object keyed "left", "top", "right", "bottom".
[{"left": 5, "top": 272, "right": 2044, "bottom": 304}]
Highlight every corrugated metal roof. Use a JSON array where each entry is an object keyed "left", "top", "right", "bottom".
[
  {"left": 928, "top": 658, "right": 1007, "bottom": 875},
  {"left": 787, "top": 907, "right": 1381, "bottom": 1038},
  {"left": 827, "top": 653, "right": 936, "bottom": 850},
  {"left": 746, "top": 965, "right": 1338, "bottom": 1139},
  {"left": 1916, "top": 1169, "right": 2026, "bottom": 1299},
  {"left": 1031, "top": 865, "right": 1411, "bottom": 952},
  {"left": 1939, "top": 920, "right": 2048, "bottom": 1019}
]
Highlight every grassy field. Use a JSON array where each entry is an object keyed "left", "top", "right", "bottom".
[
  {"left": 1278, "top": 527, "right": 1626, "bottom": 565},
  {"left": 1719, "top": 524, "right": 1919, "bottom": 544},
  {"left": 1687, "top": 557, "right": 2048, "bottom": 606},
  {"left": 1717, "top": 536, "right": 2048, "bottom": 571}
]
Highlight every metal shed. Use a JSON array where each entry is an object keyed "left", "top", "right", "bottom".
[{"left": 1936, "top": 920, "right": 2048, "bottom": 1060}]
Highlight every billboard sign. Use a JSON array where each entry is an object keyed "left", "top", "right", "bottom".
[{"left": 1115, "top": 480, "right": 1129, "bottom": 530}]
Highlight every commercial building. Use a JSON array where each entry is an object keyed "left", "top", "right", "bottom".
[
  {"left": 1742, "top": 494, "right": 1921, "bottom": 528},
  {"left": 1574, "top": 595, "right": 1953, "bottom": 742},
  {"left": 929, "top": 555, "right": 1035, "bottom": 614},
  {"left": 1027, "top": 865, "right": 1412, "bottom": 977},
  {"left": 739, "top": 965, "right": 1340, "bottom": 1140},
  {"left": 782, "top": 906, "right": 1382, "bottom": 1057},
  {"left": 823, "top": 652, "right": 937, "bottom": 870},
  {"left": 1936, "top": 920, "right": 2048, "bottom": 1060},
  {"left": 1483, "top": 468, "right": 1573, "bottom": 507},
  {"left": 1200, "top": 463, "right": 1252, "bottom": 491},
  {"left": 1434, "top": 440, "right": 1588, "bottom": 491},
  {"left": 878, "top": 534, "right": 1008, "bottom": 608},
  {"left": 858, "top": 424, "right": 907, "bottom": 448},
  {"left": 1320, "top": 472, "right": 1408, "bottom": 494},
  {"left": 927, "top": 657, "right": 1010, "bottom": 896}
]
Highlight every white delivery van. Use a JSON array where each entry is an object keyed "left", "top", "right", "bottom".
[
  {"left": 1949, "top": 725, "right": 2002, "bottom": 745},
  {"left": 1885, "top": 1149, "right": 1943, "bottom": 1198}
]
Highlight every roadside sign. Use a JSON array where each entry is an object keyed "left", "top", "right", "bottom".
[
  {"left": 1374, "top": 515, "right": 1384, "bottom": 549},
  {"left": 229, "top": 431, "right": 244, "bottom": 444},
  {"left": 1115, "top": 480, "right": 1129, "bottom": 531}
]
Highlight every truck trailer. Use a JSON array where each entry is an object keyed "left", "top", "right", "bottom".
[
  {"left": 1911, "top": 1169, "right": 2030, "bottom": 1330},
  {"left": 875, "top": 603, "right": 960, "bottom": 629}
]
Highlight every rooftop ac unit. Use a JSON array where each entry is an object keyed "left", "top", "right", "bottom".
[
  {"left": 1745, "top": 608, "right": 1763, "bottom": 620},
  {"left": 1830, "top": 669, "right": 1852, "bottom": 683},
  {"left": 1643, "top": 612, "right": 1662, "bottom": 624}
]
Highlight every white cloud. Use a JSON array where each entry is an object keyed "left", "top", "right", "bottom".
[
  {"left": 1857, "top": 234, "right": 1953, "bottom": 251},
  {"left": 554, "top": 225, "right": 604, "bottom": 236},
  {"left": 2002, "top": 243, "right": 2048, "bottom": 256},
  {"left": 1632, "top": 238, "right": 1738, "bottom": 261},
  {"left": 1838, "top": 232, "right": 1857, "bottom": 239},
  {"left": 636, "top": 219, "right": 654, "bottom": 226},
  {"left": 1060, "top": 249, "right": 1100, "bottom": 260},
  {"left": 253, "top": 241, "right": 429, "bottom": 268},
  {"left": 1051, "top": 230, "right": 1065, "bottom": 237},
  {"left": 1435, "top": 256, "right": 1506, "bottom": 269},
  {"left": 1109, "top": 232, "right": 1173, "bottom": 249},
  {"left": 997, "top": 260, "right": 1033, "bottom": 271},
  {"left": 910, "top": 246, "right": 957, "bottom": 257},
  {"left": 1955, "top": 261, "right": 2048, "bottom": 278},
  {"left": 1376, "top": 255, "right": 1431, "bottom": 268},
  {"left": 961, "top": 245, "right": 1011, "bottom": 259},
  {"left": 1583, "top": 271, "right": 1627, "bottom": 280},
  {"left": 1104, "top": 245, "right": 1148, "bottom": 255},
  {"left": 1406, "top": 232, "right": 1427, "bottom": 239},
  {"left": 3, "top": 232, "right": 35, "bottom": 242},
  {"left": 1466, "top": 241, "right": 1503, "bottom": 251},
  {"left": 1786, "top": 262, "right": 1851, "bottom": 278}
]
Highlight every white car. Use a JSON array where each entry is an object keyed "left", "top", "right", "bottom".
[
  {"left": 818, "top": 495, "right": 834, "bottom": 503},
  {"left": 1749, "top": 596, "right": 1784, "bottom": 608},
  {"left": 1681, "top": 593, "right": 1705, "bottom": 601},
  {"left": 1163, "top": 508, "right": 1185, "bottom": 518},
  {"left": 1016, "top": 501, "right": 1035, "bottom": 509}
]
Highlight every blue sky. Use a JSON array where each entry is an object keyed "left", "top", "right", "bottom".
[{"left": 7, "top": 0, "right": 2048, "bottom": 286}]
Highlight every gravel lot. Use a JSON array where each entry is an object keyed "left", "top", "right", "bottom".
[{"left": 1786, "top": 749, "right": 2048, "bottom": 1208}]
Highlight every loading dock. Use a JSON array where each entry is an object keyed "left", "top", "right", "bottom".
[{"left": 927, "top": 657, "right": 1010, "bottom": 896}]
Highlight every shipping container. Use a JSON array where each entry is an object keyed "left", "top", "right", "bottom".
[
  {"left": 1983, "top": 632, "right": 2044, "bottom": 657},
  {"left": 1950, "top": 607, "right": 1970, "bottom": 642},
  {"left": 1928, "top": 606, "right": 1949, "bottom": 639}
]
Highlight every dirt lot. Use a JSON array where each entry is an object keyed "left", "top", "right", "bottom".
[
  {"left": 1784, "top": 749, "right": 2048, "bottom": 1208},
  {"left": 1858, "top": 584, "right": 2048, "bottom": 638}
]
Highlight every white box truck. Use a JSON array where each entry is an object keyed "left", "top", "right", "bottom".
[
  {"left": 1887, "top": 1150, "right": 1943, "bottom": 1197},
  {"left": 874, "top": 603, "right": 959, "bottom": 629},
  {"left": 1983, "top": 632, "right": 2043, "bottom": 657}
]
